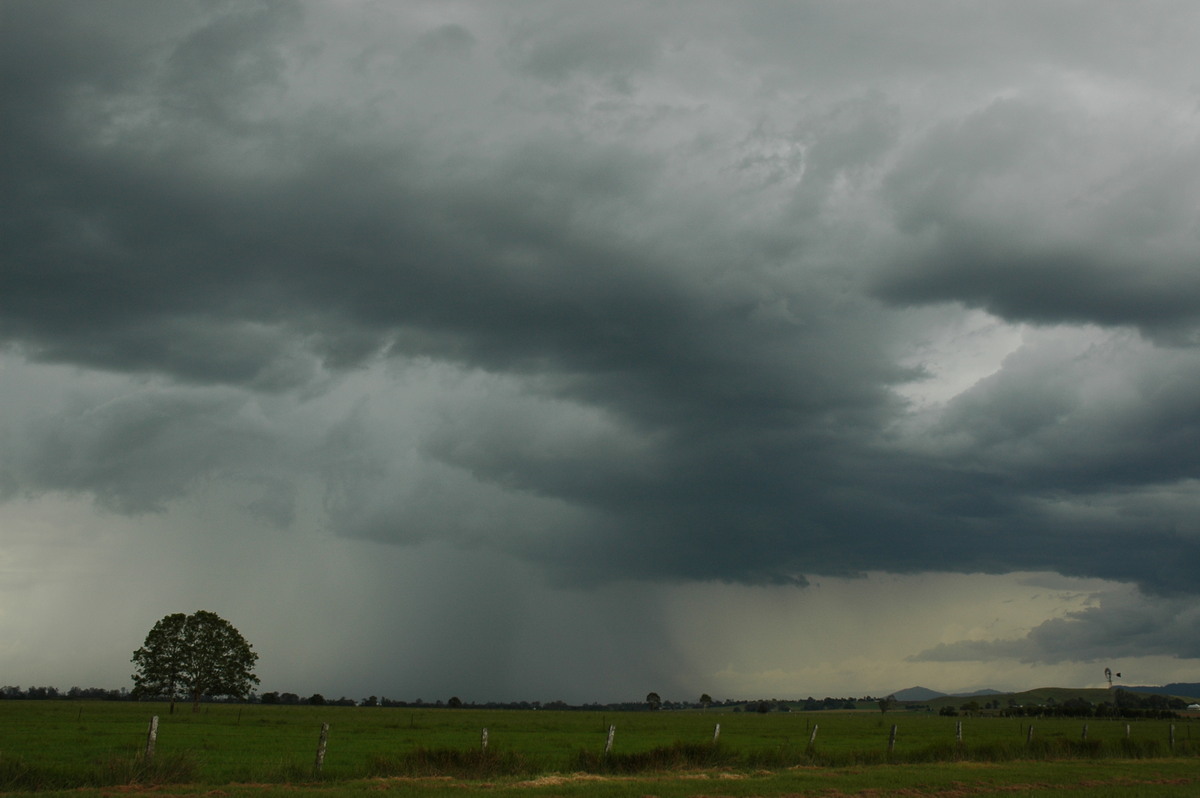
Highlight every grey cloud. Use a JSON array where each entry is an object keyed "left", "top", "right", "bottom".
[
  {"left": 507, "top": 7, "right": 664, "bottom": 86},
  {"left": 237, "top": 474, "right": 298, "bottom": 527},
  {"left": 735, "top": 1, "right": 1200, "bottom": 89},
  {"left": 876, "top": 96, "right": 1200, "bottom": 339},
  {"left": 4, "top": 385, "right": 280, "bottom": 514},
  {"left": 21, "top": 320, "right": 323, "bottom": 391}
]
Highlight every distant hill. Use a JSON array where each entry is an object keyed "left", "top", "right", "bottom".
[
  {"left": 890, "top": 684, "right": 1200, "bottom": 709},
  {"left": 953, "top": 688, "right": 1003, "bottom": 697},
  {"left": 891, "top": 686, "right": 1003, "bottom": 702},
  {"left": 891, "top": 686, "right": 946, "bottom": 702},
  {"left": 1001, "top": 687, "right": 1113, "bottom": 705},
  {"left": 1126, "top": 683, "right": 1200, "bottom": 700}
]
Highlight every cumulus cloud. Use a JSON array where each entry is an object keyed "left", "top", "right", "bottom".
[{"left": 913, "top": 588, "right": 1200, "bottom": 664}]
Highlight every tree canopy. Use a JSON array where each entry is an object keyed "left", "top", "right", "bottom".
[{"left": 131, "top": 610, "right": 259, "bottom": 712}]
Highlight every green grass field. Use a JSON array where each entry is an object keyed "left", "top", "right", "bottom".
[{"left": 3, "top": 701, "right": 1199, "bottom": 796}]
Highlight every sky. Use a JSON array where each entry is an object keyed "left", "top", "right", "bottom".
[{"left": 2, "top": 0, "right": 1200, "bottom": 705}]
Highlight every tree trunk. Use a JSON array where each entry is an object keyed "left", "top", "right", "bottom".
[{"left": 192, "top": 689, "right": 202, "bottom": 713}]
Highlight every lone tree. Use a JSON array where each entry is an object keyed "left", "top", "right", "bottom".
[
  {"left": 131, "top": 610, "right": 259, "bottom": 713},
  {"left": 646, "top": 691, "right": 662, "bottom": 710}
]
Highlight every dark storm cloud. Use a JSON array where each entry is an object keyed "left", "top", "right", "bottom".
[{"left": 4, "top": 0, "right": 1200, "bottom": 602}]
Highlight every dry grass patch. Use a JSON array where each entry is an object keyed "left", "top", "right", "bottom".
[{"left": 512, "top": 772, "right": 615, "bottom": 788}]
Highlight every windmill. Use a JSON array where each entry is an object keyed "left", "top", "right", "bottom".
[{"left": 1105, "top": 668, "right": 1122, "bottom": 689}]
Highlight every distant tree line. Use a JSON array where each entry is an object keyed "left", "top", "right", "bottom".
[
  {"left": 0, "top": 685, "right": 881, "bottom": 712},
  {"left": 31, "top": 686, "right": 1181, "bottom": 718},
  {"left": 802, "top": 696, "right": 865, "bottom": 711},
  {"left": 2, "top": 686, "right": 129, "bottom": 700}
]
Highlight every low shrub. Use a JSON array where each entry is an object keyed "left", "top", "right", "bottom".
[
  {"left": 367, "top": 747, "right": 533, "bottom": 778},
  {"left": 575, "top": 741, "right": 733, "bottom": 773},
  {"left": 0, "top": 751, "right": 199, "bottom": 791}
]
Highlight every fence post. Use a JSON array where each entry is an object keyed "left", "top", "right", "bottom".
[
  {"left": 955, "top": 721, "right": 962, "bottom": 743},
  {"left": 145, "top": 716, "right": 159, "bottom": 763},
  {"left": 605, "top": 725, "right": 616, "bottom": 754},
  {"left": 314, "top": 723, "right": 329, "bottom": 775},
  {"left": 481, "top": 728, "right": 489, "bottom": 752},
  {"left": 1082, "top": 724, "right": 1088, "bottom": 741},
  {"left": 713, "top": 723, "right": 720, "bottom": 744},
  {"left": 888, "top": 724, "right": 897, "bottom": 753},
  {"left": 809, "top": 724, "right": 819, "bottom": 746},
  {"left": 1170, "top": 724, "right": 1175, "bottom": 751},
  {"left": 1125, "top": 723, "right": 1131, "bottom": 740},
  {"left": 1026, "top": 725, "right": 1034, "bottom": 744}
]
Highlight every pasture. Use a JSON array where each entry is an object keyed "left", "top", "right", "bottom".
[{"left": 3, "top": 701, "right": 1200, "bottom": 796}]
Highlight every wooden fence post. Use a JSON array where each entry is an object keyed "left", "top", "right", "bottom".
[
  {"left": 314, "top": 723, "right": 329, "bottom": 774},
  {"left": 809, "top": 724, "right": 819, "bottom": 746},
  {"left": 481, "top": 728, "right": 489, "bottom": 752},
  {"left": 888, "top": 724, "right": 897, "bottom": 753},
  {"left": 145, "top": 716, "right": 159, "bottom": 763},
  {"left": 713, "top": 723, "right": 720, "bottom": 744},
  {"left": 605, "top": 725, "right": 616, "bottom": 754},
  {"left": 1082, "top": 724, "right": 1088, "bottom": 741},
  {"left": 955, "top": 721, "right": 962, "bottom": 743},
  {"left": 1124, "top": 723, "right": 1131, "bottom": 740},
  {"left": 1026, "top": 725, "right": 1034, "bottom": 744},
  {"left": 1170, "top": 724, "right": 1175, "bottom": 751}
]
